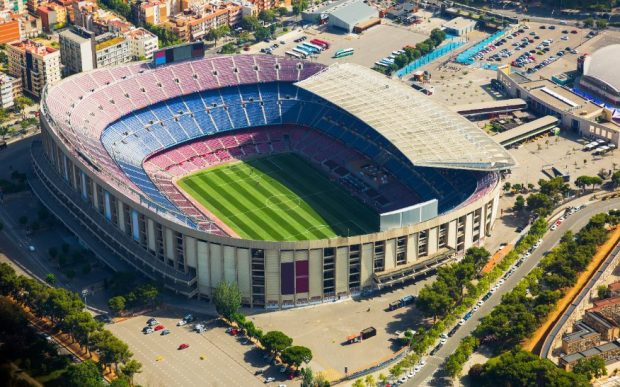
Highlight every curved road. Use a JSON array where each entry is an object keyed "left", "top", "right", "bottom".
[{"left": 407, "top": 197, "right": 620, "bottom": 386}]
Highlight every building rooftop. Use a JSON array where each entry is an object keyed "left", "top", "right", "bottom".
[
  {"left": 521, "top": 78, "right": 601, "bottom": 116},
  {"left": 95, "top": 34, "right": 126, "bottom": 51},
  {"left": 296, "top": 63, "right": 516, "bottom": 171},
  {"left": 10, "top": 39, "right": 58, "bottom": 56},
  {"left": 591, "top": 295, "right": 620, "bottom": 311},
  {"left": 583, "top": 44, "right": 620, "bottom": 94},
  {"left": 125, "top": 27, "right": 157, "bottom": 40},
  {"left": 443, "top": 16, "right": 476, "bottom": 30},
  {"left": 328, "top": 0, "right": 377, "bottom": 26}
]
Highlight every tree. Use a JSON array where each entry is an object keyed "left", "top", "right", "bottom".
[
  {"left": 513, "top": 195, "right": 525, "bottom": 212},
  {"left": 241, "top": 16, "right": 261, "bottom": 31},
  {"left": 292, "top": 0, "right": 309, "bottom": 15},
  {"left": 45, "top": 273, "right": 56, "bottom": 285},
  {"left": 254, "top": 27, "right": 271, "bottom": 42},
  {"left": 477, "top": 349, "right": 588, "bottom": 387},
  {"left": 465, "top": 247, "right": 491, "bottom": 273},
  {"left": 64, "top": 360, "right": 104, "bottom": 387},
  {"left": 108, "top": 296, "right": 126, "bottom": 315},
  {"left": 364, "top": 374, "right": 376, "bottom": 387},
  {"left": 136, "top": 283, "right": 158, "bottom": 306},
  {"left": 612, "top": 171, "right": 620, "bottom": 188},
  {"left": 109, "top": 377, "right": 131, "bottom": 387},
  {"left": 219, "top": 43, "right": 238, "bottom": 54},
  {"left": 206, "top": 25, "right": 230, "bottom": 47},
  {"left": 597, "top": 285, "right": 611, "bottom": 299},
  {"left": 300, "top": 367, "right": 314, "bottom": 387},
  {"left": 389, "top": 363, "right": 404, "bottom": 379},
  {"left": 276, "top": 7, "right": 288, "bottom": 17},
  {"left": 526, "top": 193, "right": 553, "bottom": 217},
  {"left": 261, "top": 331, "right": 293, "bottom": 354},
  {"left": 281, "top": 345, "right": 312, "bottom": 368},
  {"left": 596, "top": 19, "right": 608, "bottom": 29},
  {"left": 258, "top": 9, "right": 276, "bottom": 23},
  {"left": 212, "top": 281, "right": 242, "bottom": 321},
  {"left": 502, "top": 182, "right": 511, "bottom": 193},
  {"left": 416, "top": 280, "right": 452, "bottom": 322},
  {"left": 573, "top": 355, "right": 607, "bottom": 380},
  {"left": 352, "top": 379, "right": 365, "bottom": 387},
  {"left": 120, "top": 359, "right": 143, "bottom": 384}
]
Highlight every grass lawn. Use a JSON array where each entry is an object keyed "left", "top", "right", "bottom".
[{"left": 177, "top": 153, "right": 378, "bottom": 241}]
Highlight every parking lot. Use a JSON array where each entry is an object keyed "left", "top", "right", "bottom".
[
  {"left": 107, "top": 309, "right": 291, "bottom": 387},
  {"left": 462, "top": 21, "right": 591, "bottom": 75},
  {"left": 247, "top": 22, "right": 429, "bottom": 68},
  {"left": 249, "top": 277, "right": 435, "bottom": 381}
]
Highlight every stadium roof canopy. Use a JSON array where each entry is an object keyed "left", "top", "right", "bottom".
[
  {"left": 296, "top": 63, "right": 516, "bottom": 171},
  {"left": 583, "top": 44, "right": 620, "bottom": 94}
]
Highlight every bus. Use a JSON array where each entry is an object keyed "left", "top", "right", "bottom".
[
  {"left": 300, "top": 43, "right": 320, "bottom": 54},
  {"left": 292, "top": 47, "right": 309, "bottom": 57},
  {"left": 333, "top": 48, "right": 354, "bottom": 58},
  {"left": 375, "top": 61, "right": 388, "bottom": 68},
  {"left": 303, "top": 42, "right": 324, "bottom": 52},
  {"left": 311, "top": 38, "right": 330, "bottom": 49},
  {"left": 294, "top": 45, "right": 312, "bottom": 55},
  {"left": 285, "top": 50, "right": 304, "bottom": 59}
]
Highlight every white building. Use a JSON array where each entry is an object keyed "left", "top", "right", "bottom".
[
  {"left": 125, "top": 27, "right": 158, "bottom": 60},
  {"left": 94, "top": 32, "right": 131, "bottom": 68},
  {"left": 0, "top": 72, "right": 20, "bottom": 109},
  {"left": 442, "top": 17, "right": 476, "bottom": 36}
]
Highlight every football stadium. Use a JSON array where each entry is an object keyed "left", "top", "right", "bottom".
[{"left": 32, "top": 52, "right": 515, "bottom": 308}]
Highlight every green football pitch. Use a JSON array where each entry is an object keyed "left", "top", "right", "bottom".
[{"left": 177, "top": 153, "right": 378, "bottom": 241}]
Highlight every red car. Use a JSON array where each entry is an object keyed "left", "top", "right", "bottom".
[
  {"left": 229, "top": 328, "right": 239, "bottom": 336},
  {"left": 178, "top": 343, "right": 189, "bottom": 350},
  {"left": 154, "top": 324, "right": 165, "bottom": 331}
]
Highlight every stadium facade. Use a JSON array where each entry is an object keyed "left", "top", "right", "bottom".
[{"left": 32, "top": 54, "right": 515, "bottom": 309}]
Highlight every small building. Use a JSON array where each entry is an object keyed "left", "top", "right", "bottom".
[
  {"left": 59, "top": 26, "right": 95, "bottom": 75},
  {"left": 560, "top": 340, "right": 620, "bottom": 370},
  {"left": 0, "top": 72, "right": 21, "bottom": 109},
  {"left": 302, "top": 0, "right": 379, "bottom": 34},
  {"left": 442, "top": 16, "right": 476, "bottom": 36},
  {"left": 562, "top": 320, "right": 601, "bottom": 355},
  {"left": 94, "top": 32, "right": 130, "bottom": 68}
]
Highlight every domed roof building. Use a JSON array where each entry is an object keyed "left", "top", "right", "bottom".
[{"left": 579, "top": 44, "right": 620, "bottom": 106}]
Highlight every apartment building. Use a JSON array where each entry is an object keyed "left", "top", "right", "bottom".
[
  {"left": 125, "top": 27, "right": 158, "bottom": 60},
  {"left": 94, "top": 32, "right": 131, "bottom": 68},
  {"left": 59, "top": 26, "right": 95, "bottom": 75},
  {"left": 134, "top": 0, "right": 168, "bottom": 26},
  {"left": 166, "top": 2, "right": 240, "bottom": 42},
  {"left": 6, "top": 39, "right": 61, "bottom": 98},
  {"left": 0, "top": 72, "right": 21, "bottom": 109}
]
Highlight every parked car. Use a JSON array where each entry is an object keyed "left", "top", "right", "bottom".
[
  {"left": 154, "top": 325, "right": 165, "bottom": 331},
  {"left": 178, "top": 343, "right": 189, "bottom": 350},
  {"left": 161, "top": 329, "right": 171, "bottom": 335}
]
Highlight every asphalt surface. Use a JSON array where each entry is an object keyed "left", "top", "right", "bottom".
[{"left": 407, "top": 197, "right": 620, "bottom": 387}]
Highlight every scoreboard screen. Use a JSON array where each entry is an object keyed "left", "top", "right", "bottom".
[{"left": 153, "top": 42, "right": 205, "bottom": 67}]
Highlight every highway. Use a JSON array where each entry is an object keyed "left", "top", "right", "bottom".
[{"left": 407, "top": 197, "right": 620, "bottom": 386}]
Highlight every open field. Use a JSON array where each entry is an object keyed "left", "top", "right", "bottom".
[{"left": 178, "top": 153, "right": 378, "bottom": 241}]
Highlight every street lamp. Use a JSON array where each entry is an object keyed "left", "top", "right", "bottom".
[{"left": 82, "top": 289, "right": 89, "bottom": 309}]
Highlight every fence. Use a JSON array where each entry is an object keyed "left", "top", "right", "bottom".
[
  {"left": 343, "top": 346, "right": 410, "bottom": 381},
  {"left": 456, "top": 29, "right": 508, "bottom": 65},
  {"left": 395, "top": 39, "right": 466, "bottom": 78}
]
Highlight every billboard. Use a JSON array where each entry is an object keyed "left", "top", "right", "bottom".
[{"left": 153, "top": 42, "right": 205, "bottom": 67}]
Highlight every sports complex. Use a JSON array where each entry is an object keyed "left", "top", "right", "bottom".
[{"left": 31, "top": 52, "right": 515, "bottom": 309}]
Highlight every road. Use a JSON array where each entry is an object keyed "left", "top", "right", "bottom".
[{"left": 407, "top": 197, "right": 620, "bottom": 387}]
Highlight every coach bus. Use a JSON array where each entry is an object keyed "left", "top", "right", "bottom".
[
  {"left": 375, "top": 61, "right": 389, "bottom": 68},
  {"left": 300, "top": 43, "right": 320, "bottom": 54},
  {"left": 311, "top": 39, "right": 330, "bottom": 49},
  {"left": 333, "top": 48, "right": 354, "bottom": 58},
  {"left": 285, "top": 50, "right": 305, "bottom": 59},
  {"left": 293, "top": 46, "right": 312, "bottom": 57},
  {"left": 304, "top": 42, "right": 324, "bottom": 52}
]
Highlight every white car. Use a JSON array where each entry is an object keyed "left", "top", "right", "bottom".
[
  {"left": 498, "top": 279, "right": 505, "bottom": 285},
  {"left": 264, "top": 377, "right": 275, "bottom": 383},
  {"left": 419, "top": 359, "right": 427, "bottom": 367},
  {"left": 440, "top": 338, "right": 447, "bottom": 345},
  {"left": 459, "top": 319, "right": 466, "bottom": 325},
  {"left": 477, "top": 300, "right": 484, "bottom": 307},
  {"left": 399, "top": 376, "right": 408, "bottom": 383},
  {"left": 440, "top": 333, "right": 448, "bottom": 339},
  {"left": 414, "top": 365, "right": 421, "bottom": 373},
  {"left": 407, "top": 371, "right": 415, "bottom": 378},
  {"left": 473, "top": 305, "right": 479, "bottom": 312},
  {"left": 177, "top": 320, "right": 187, "bottom": 326}
]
